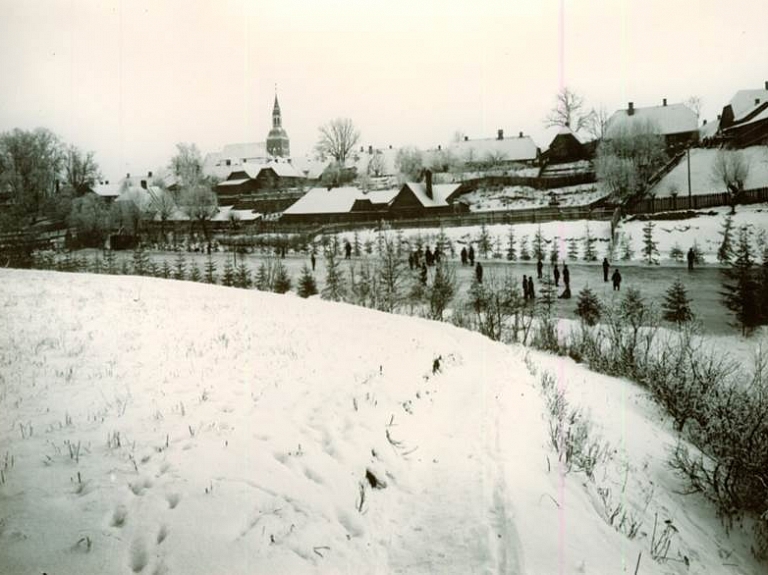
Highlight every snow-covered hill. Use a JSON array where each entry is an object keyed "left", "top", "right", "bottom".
[{"left": 0, "top": 270, "right": 762, "bottom": 574}]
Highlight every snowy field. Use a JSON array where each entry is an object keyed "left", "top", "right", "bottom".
[
  {"left": 650, "top": 146, "right": 768, "bottom": 198},
  {"left": 461, "top": 183, "right": 607, "bottom": 212},
  {"left": 336, "top": 202, "right": 768, "bottom": 264},
  {"left": 0, "top": 269, "right": 764, "bottom": 574}
]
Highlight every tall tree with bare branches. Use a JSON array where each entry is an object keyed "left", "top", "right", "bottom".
[
  {"left": 711, "top": 149, "right": 750, "bottom": 214},
  {"left": 545, "top": 87, "right": 589, "bottom": 132},
  {"left": 315, "top": 118, "right": 360, "bottom": 164},
  {"left": 584, "top": 105, "right": 610, "bottom": 141}
]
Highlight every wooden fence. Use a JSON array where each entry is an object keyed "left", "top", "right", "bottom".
[{"left": 628, "top": 186, "right": 768, "bottom": 214}]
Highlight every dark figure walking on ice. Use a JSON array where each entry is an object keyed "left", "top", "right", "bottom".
[
  {"left": 344, "top": 241, "right": 352, "bottom": 260},
  {"left": 310, "top": 252, "right": 316, "bottom": 271},
  {"left": 537, "top": 258, "right": 543, "bottom": 280},
  {"left": 562, "top": 262, "right": 570, "bottom": 289},
  {"left": 460, "top": 247, "right": 468, "bottom": 266},
  {"left": 475, "top": 262, "right": 484, "bottom": 284},
  {"left": 687, "top": 247, "right": 695, "bottom": 271},
  {"left": 611, "top": 268, "right": 622, "bottom": 291},
  {"left": 553, "top": 264, "right": 560, "bottom": 287},
  {"left": 522, "top": 275, "right": 528, "bottom": 300},
  {"left": 527, "top": 276, "right": 535, "bottom": 299},
  {"left": 468, "top": 245, "right": 475, "bottom": 266},
  {"left": 602, "top": 258, "right": 610, "bottom": 282}
]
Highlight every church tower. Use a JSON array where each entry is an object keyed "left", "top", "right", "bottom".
[{"left": 266, "top": 92, "right": 290, "bottom": 158}]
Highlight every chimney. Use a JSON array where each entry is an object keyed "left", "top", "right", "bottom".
[
  {"left": 140, "top": 180, "right": 147, "bottom": 190},
  {"left": 497, "top": 129, "right": 504, "bottom": 140},
  {"left": 425, "top": 169, "right": 433, "bottom": 199},
  {"left": 126, "top": 173, "right": 130, "bottom": 178},
  {"left": 368, "top": 145, "right": 373, "bottom": 154},
  {"left": 437, "top": 144, "right": 441, "bottom": 151},
  {"left": 628, "top": 102, "right": 634, "bottom": 116},
  {"left": 765, "top": 81, "right": 768, "bottom": 90},
  {"left": 464, "top": 136, "right": 469, "bottom": 141},
  {"left": 663, "top": 98, "right": 667, "bottom": 106},
  {"left": 703, "top": 119, "right": 707, "bottom": 125},
  {"left": 389, "top": 144, "right": 393, "bottom": 149},
  {"left": 105, "top": 180, "right": 109, "bottom": 185},
  {"left": 756, "top": 98, "right": 761, "bottom": 106},
  {"left": 518, "top": 131, "right": 523, "bottom": 138},
  {"left": 147, "top": 170, "right": 153, "bottom": 177},
  {"left": 360, "top": 146, "right": 364, "bottom": 152}
]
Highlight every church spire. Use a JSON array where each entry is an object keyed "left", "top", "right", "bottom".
[
  {"left": 266, "top": 86, "right": 290, "bottom": 158},
  {"left": 272, "top": 87, "right": 282, "bottom": 129}
]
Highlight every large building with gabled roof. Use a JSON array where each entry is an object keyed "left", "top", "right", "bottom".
[{"left": 605, "top": 99, "right": 699, "bottom": 151}]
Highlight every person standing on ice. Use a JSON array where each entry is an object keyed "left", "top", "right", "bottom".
[
  {"left": 460, "top": 246, "right": 468, "bottom": 265},
  {"left": 310, "top": 252, "right": 316, "bottom": 271},
  {"left": 527, "top": 275, "right": 535, "bottom": 299},
  {"left": 536, "top": 258, "right": 543, "bottom": 279},
  {"left": 475, "top": 261, "right": 484, "bottom": 284},
  {"left": 687, "top": 247, "right": 695, "bottom": 271},
  {"left": 553, "top": 263, "right": 560, "bottom": 287},
  {"left": 468, "top": 245, "right": 475, "bottom": 266},
  {"left": 562, "top": 262, "right": 570, "bottom": 290},
  {"left": 344, "top": 241, "right": 352, "bottom": 260},
  {"left": 522, "top": 274, "right": 528, "bottom": 300},
  {"left": 602, "top": 257, "right": 610, "bottom": 282},
  {"left": 611, "top": 268, "right": 622, "bottom": 291}
]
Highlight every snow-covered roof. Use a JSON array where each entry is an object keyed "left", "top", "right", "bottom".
[
  {"left": 699, "top": 119, "right": 719, "bottom": 140},
  {"left": 92, "top": 183, "right": 121, "bottom": 198},
  {"left": 284, "top": 187, "right": 398, "bottom": 215},
  {"left": 217, "top": 178, "right": 251, "bottom": 187},
  {"left": 401, "top": 182, "right": 461, "bottom": 208},
  {"left": 221, "top": 142, "right": 268, "bottom": 161},
  {"left": 351, "top": 147, "right": 399, "bottom": 176},
  {"left": 728, "top": 89, "right": 768, "bottom": 121},
  {"left": 211, "top": 205, "right": 261, "bottom": 222},
  {"left": 448, "top": 135, "right": 538, "bottom": 163},
  {"left": 265, "top": 161, "right": 304, "bottom": 178},
  {"left": 606, "top": 103, "right": 698, "bottom": 136},
  {"left": 115, "top": 184, "right": 165, "bottom": 211}
]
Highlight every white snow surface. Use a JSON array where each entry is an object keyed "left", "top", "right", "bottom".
[
  {"left": 0, "top": 270, "right": 763, "bottom": 574},
  {"left": 650, "top": 146, "right": 768, "bottom": 198}
]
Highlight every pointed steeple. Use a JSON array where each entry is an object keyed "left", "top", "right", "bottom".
[
  {"left": 272, "top": 88, "right": 282, "bottom": 129},
  {"left": 267, "top": 86, "right": 290, "bottom": 158}
]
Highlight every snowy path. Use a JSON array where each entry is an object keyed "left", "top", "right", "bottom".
[{"left": 379, "top": 346, "right": 525, "bottom": 575}]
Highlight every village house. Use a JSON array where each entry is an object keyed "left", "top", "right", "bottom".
[
  {"left": 447, "top": 130, "right": 540, "bottom": 168},
  {"left": 605, "top": 99, "right": 699, "bottom": 152},
  {"left": 717, "top": 82, "right": 768, "bottom": 148}
]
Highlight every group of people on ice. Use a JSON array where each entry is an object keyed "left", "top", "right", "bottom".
[{"left": 408, "top": 245, "right": 443, "bottom": 270}]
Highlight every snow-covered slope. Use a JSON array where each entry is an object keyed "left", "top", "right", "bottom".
[{"left": 0, "top": 270, "right": 762, "bottom": 574}]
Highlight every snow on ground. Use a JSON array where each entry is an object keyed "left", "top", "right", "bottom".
[
  {"left": 0, "top": 269, "right": 764, "bottom": 574},
  {"left": 334, "top": 203, "right": 768, "bottom": 264},
  {"left": 650, "top": 146, "right": 768, "bottom": 198},
  {"left": 619, "top": 203, "right": 768, "bottom": 262},
  {"left": 462, "top": 183, "right": 608, "bottom": 212},
  {"left": 337, "top": 219, "right": 613, "bottom": 259}
]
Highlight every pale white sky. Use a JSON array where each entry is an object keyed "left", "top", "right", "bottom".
[{"left": 1, "top": 0, "right": 766, "bottom": 179}]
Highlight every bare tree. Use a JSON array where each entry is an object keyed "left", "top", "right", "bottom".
[
  {"left": 315, "top": 118, "right": 360, "bottom": 164},
  {"left": 0, "top": 127, "right": 65, "bottom": 223},
  {"left": 169, "top": 143, "right": 204, "bottom": 188},
  {"left": 63, "top": 145, "right": 100, "bottom": 195},
  {"left": 545, "top": 87, "right": 589, "bottom": 132},
  {"left": 367, "top": 152, "right": 386, "bottom": 177},
  {"left": 711, "top": 150, "right": 750, "bottom": 213},
  {"left": 180, "top": 184, "right": 218, "bottom": 240},
  {"left": 584, "top": 105, "right": 610, "bottom": 141},
  {"left": 686, "top": 96, "right": 703, "bottom": 122}
]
